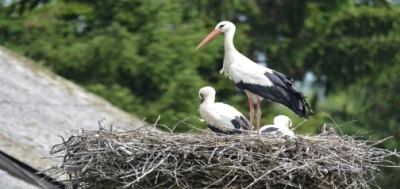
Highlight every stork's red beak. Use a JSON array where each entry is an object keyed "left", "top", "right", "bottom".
[{"left": 196, "top": 29, "right": 221, "bottom": 50}]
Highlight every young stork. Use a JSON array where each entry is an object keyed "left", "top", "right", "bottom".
[
  {"left": 198, "top": 86, "right": 250, "bottom": 135},
  {"left": 259, "top": 115, "right": 295, "bottom": 136},
  {"left": 196, "top": 21, "right": 313, "bottom": 133}
]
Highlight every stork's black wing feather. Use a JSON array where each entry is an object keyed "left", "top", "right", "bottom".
[
  {"left": 235, "top": 70, "right": 313, "bottom": 119},
  {"left": 231, "top": 115, "right": 250, "bottom": 131},
  {"left": 260, "top": 126, "right": 280, "bottom": 134}
]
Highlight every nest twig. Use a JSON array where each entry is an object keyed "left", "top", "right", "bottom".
[{"left": 44, "top": 123, "right": 400, "bottom": 189}]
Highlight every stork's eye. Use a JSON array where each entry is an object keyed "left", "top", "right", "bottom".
[{"left": 219, "top": 24, "right": 225, "bottom": 28}]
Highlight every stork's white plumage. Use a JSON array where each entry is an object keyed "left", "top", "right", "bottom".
[
  {"left": 196, "top": 21, "right": 313, "bottom": 133},
  {"left": 259, "top": 115, "right": 295, "bottom": 136},
  {"left": 198, "top": 86, "right": 250, "bottom": 135}
]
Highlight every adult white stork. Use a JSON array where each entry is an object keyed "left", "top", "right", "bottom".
[
  {"left": 198, "top": 86, "right": 250, "bottom": 135},
  {"left": 259, "top": 115, "right": 295, "bottom": 136},
  {"left": 196, "top": 21, "right": 313, "bottom": 133}
]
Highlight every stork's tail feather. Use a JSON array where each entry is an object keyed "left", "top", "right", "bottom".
[
  {"left": 286, "top": 87, "right": 313, "bottom": 119},
  {"left": 272, "top": 71, "right": 313, "bottom": 118}
]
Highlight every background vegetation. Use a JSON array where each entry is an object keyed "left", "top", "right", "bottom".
[{"left": 1, "top": 0, "right": 400, "bottom": 187}]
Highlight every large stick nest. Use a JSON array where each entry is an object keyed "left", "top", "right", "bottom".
[{"left": 45, "top": 123, "right": 399, "bottom": 189}]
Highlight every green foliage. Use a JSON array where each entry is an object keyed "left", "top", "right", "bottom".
[{"left": 1, "top": 0, "right": 400, "bottom": 186}]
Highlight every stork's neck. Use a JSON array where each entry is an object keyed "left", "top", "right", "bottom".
[
  {"left": 202, "top": 95, "right": 215, "bottom": 106},
  {"left": 221, "top": 28, "right": 242, "bottom": 76},
  {"left": 224, "top": 29, "right": 237, "bottom": 52}
]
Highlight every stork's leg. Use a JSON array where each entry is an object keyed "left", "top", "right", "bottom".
[
  {"left": 247, "top": 97, "right": 254, "bottom": 133},
  {"left": 256, "top": 96, "right": 262, "bottom": 134}
]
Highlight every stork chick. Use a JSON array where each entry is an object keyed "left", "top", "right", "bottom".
[
  {"left": 259, "top": 115, "right": 295, "bottom": 136},
  {"left": 198, "top": 86, "right": 250, "bottom": 135}
]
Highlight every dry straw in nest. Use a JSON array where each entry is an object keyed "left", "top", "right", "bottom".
[{"left": 44, "top": 121, "right": 400, "bottom": 189}]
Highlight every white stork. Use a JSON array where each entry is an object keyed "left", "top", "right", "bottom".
[
  {"left": 196, "top": 21, "right": 313, "bottom": 133},
  {"left": 198, "top": 86, "right": 250, "bottom": 135},
  {"left": 259, "top": 115, "right": 295, "bottom": 136}
]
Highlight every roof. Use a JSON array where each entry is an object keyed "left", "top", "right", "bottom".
[
  {"left": 0, "top": 46, "right": 144, "bottom": 174},
  {"left": 0, "top": 151, "right": 63, "bottom": 188},
  {"left": 0, "top": 169, "right": 40, "bottom": 189}
]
